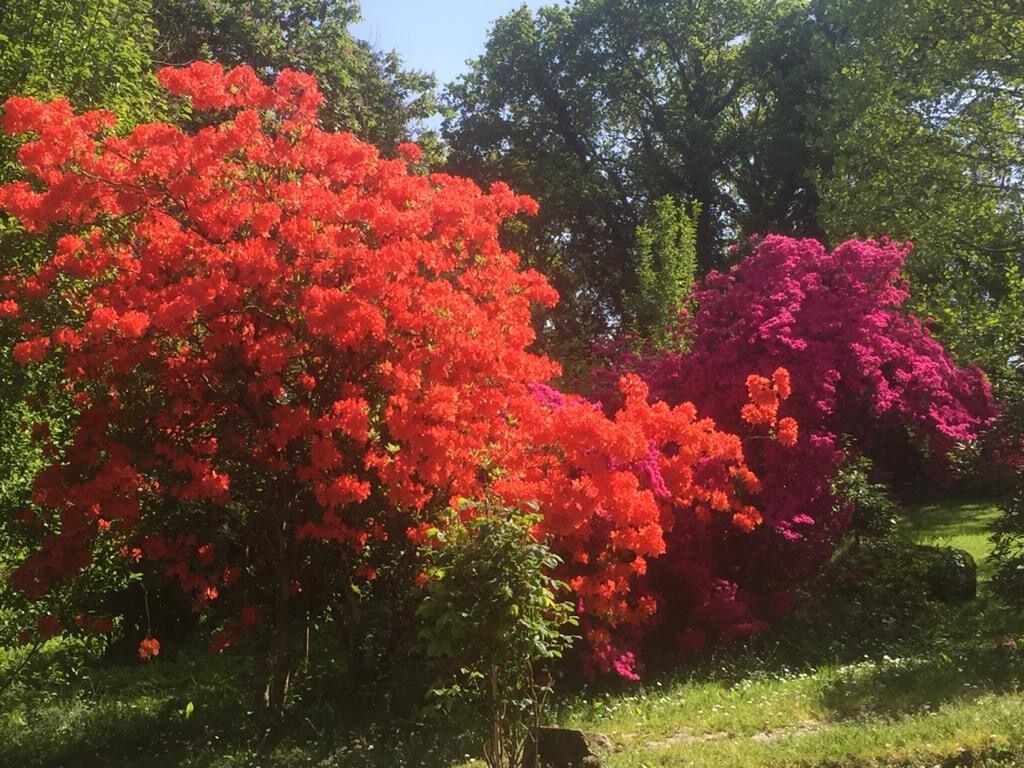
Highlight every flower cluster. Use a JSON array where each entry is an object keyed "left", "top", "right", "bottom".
[
  {"left": 138, "top": 637, "right": 161, "bottom": 660},
  {"left": 742, "top": 368, "right": 798, "bottom": 447}
]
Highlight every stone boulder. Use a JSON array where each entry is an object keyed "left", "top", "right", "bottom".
[
  {"left": 523, "top": 727, "right": 603, "bottom": 768},
  {"left": 916, "top": 545, "right": 977, "bottom": 602}
]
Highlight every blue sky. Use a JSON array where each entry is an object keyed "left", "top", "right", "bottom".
[{"left": 352, "top": 1, "right": 549, "bottom": 87}]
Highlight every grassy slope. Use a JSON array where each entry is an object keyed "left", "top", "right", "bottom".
[
  {"left": 560, "top": 661, "right": 1023, "bottom": 767},
  {"left": 1, "top": 499, "right": 1022, "bottom": 768}
]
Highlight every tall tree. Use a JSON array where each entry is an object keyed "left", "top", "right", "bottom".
[
  {"left": 444, "top": 0, "right": 827, "bottom": 353},
  {"left": 447, "top": 0, "right": 1023, "bottom": 389},
  {"left": 628, "top": 195, "right": 699, "bottom": 345}
]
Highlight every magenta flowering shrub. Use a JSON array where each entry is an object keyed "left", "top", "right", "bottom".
[{"left": 593, "top": 236, "right": 997, "bottom": 654}]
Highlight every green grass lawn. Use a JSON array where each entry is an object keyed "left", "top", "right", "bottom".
[
  {"left": 1, "top": 498, "right": 1022, "bottom": 768},
  {"left": 898, "top": 497, "right": 1003, "bottom": 577},
  {"left": 556, "top": 651, "right": 1023, "bottom": 768}
]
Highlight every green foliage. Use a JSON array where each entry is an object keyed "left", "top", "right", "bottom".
[
  {"left": 783, "top": 539, "right": 950, "bottom": 657},
  {"left": 0, "top": 0, "right": 164, "bottom": 124},
  {"left": 417, "top": 502, "right": 577, "bottom": 768},
  {"left": 447, "top": 0, "right": 1023, "bottom": 385},
  {"left": 990, "top": 398, "right": 1024, "bottom": 610},
  {"left": 0, "top": 1, "right": 440, "bottom": 160},
  {"left": 628, "top": 196, "right": 698, "bottom": 345},
  {"left": 443, "top": 0, "right": 844, "bottom": 356},
  {"left": 991, "top": 480, "right": 1024, "bottom": 611},
  {"left": 830, "top": 453, "right": 898, "bottom": 542},
  {"left": 321, "top": 521, "right": 437, "bottom": 718},
  {"left": 0, "top": 0, "right": 165, "bottom": 467},
  {"left": 775, "top": 498, "right": 1003, "bottom": 663}
]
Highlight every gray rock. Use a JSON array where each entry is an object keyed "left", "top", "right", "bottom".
[
  {"left": 522, "top": 727, "right": 603, "bottom": 768},
  {"left": 918, "top": 545, "right": 977, "bottom": 602}
]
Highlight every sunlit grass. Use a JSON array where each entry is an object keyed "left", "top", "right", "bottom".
[{"left": 898, "top": 497, "right": 1002, "bottom": 575}]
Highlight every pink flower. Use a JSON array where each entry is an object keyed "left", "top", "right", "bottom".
[{"left": 612, "top": 651, "right": 641, "bottom": 681}]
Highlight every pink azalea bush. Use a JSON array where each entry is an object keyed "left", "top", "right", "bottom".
[{"left": 593, "top": 236, "right": 997, "bottom": 654}]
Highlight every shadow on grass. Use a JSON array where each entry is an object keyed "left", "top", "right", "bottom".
[
  {"left": 0, "top": 644, "right": 467, "bottom": 768},
  {"left": 2, "top": 498, "right": 1017, "bottom": 767},
  {"left": 616, "top": 498, "right": 1024, "bottom": 725},
  {"left": 0, "top": 648, "right": 251, "bottom": 768},
  {"left": 810, "top": 495, "right": 1024, "bottom": 723},
  {"left": 817, "top": 640, "right": 1023, "bottom": 720}
]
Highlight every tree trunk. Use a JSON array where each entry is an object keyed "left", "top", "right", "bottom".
[
  {"left": 695, "top": 190, "right": 719, "bottom": 273},
  {"left": 265, "top": 646, "right": 292, "bottom": 714},
  {"left": 260, "top": 517, "right": 295, "bottom": 717}
]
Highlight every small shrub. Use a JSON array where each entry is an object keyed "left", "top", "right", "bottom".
[
  {"left": 779, "top": 538, "right": 950, "bottom": 658},
  {"left": 417, "top": 501, "right": 577, "bottom": 768},
  {"left": 830, "top": 453, "right": 898, "bottom": 543},
  {"left": 991, "top": 398, "right": 1024, "bottom": 610}
]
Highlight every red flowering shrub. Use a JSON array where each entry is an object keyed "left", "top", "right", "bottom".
[
  {"left": 0, "top": 64, "right": 792, "bottom": 692},
  {"left": 596, "top": 236, "right": 997, "bottom": 640}
]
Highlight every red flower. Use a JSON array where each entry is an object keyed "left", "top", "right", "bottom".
[
  {"left": 138, "top": 637, "right": 161, "bottom": 660},
  {"left": 12, "top": 336, "right": 50, "bottom": 364},
  {"left": 36, "top": 614, "right": 61, "bottom": 640},
  {"left": 777, "top": 417, "right": 799, "bottom": 446},
  {"left": 0, "top": 63, "right": 790, "bottom": 677},
  {"left": 589, "top": 235, "right": 995, "bottom": 656},
  {"left": 397, "top": 142, "right": 421, "bottom": 164},
  {"left": 117, "top": 311, "right": 150, "bottom": 338}
]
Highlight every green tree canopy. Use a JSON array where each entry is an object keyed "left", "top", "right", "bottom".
[
  {"left": 0, "top": 0, "right": 163, "bottom": 122},
  {"left": 815, "top": 0, "right": 1024, "bottom": 396},
  {"left": 446, "top": 0, "right": 1022, "bottom": 388},
  {"left": 444, "top": 0, "right": 830, "bottom": 351}
]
